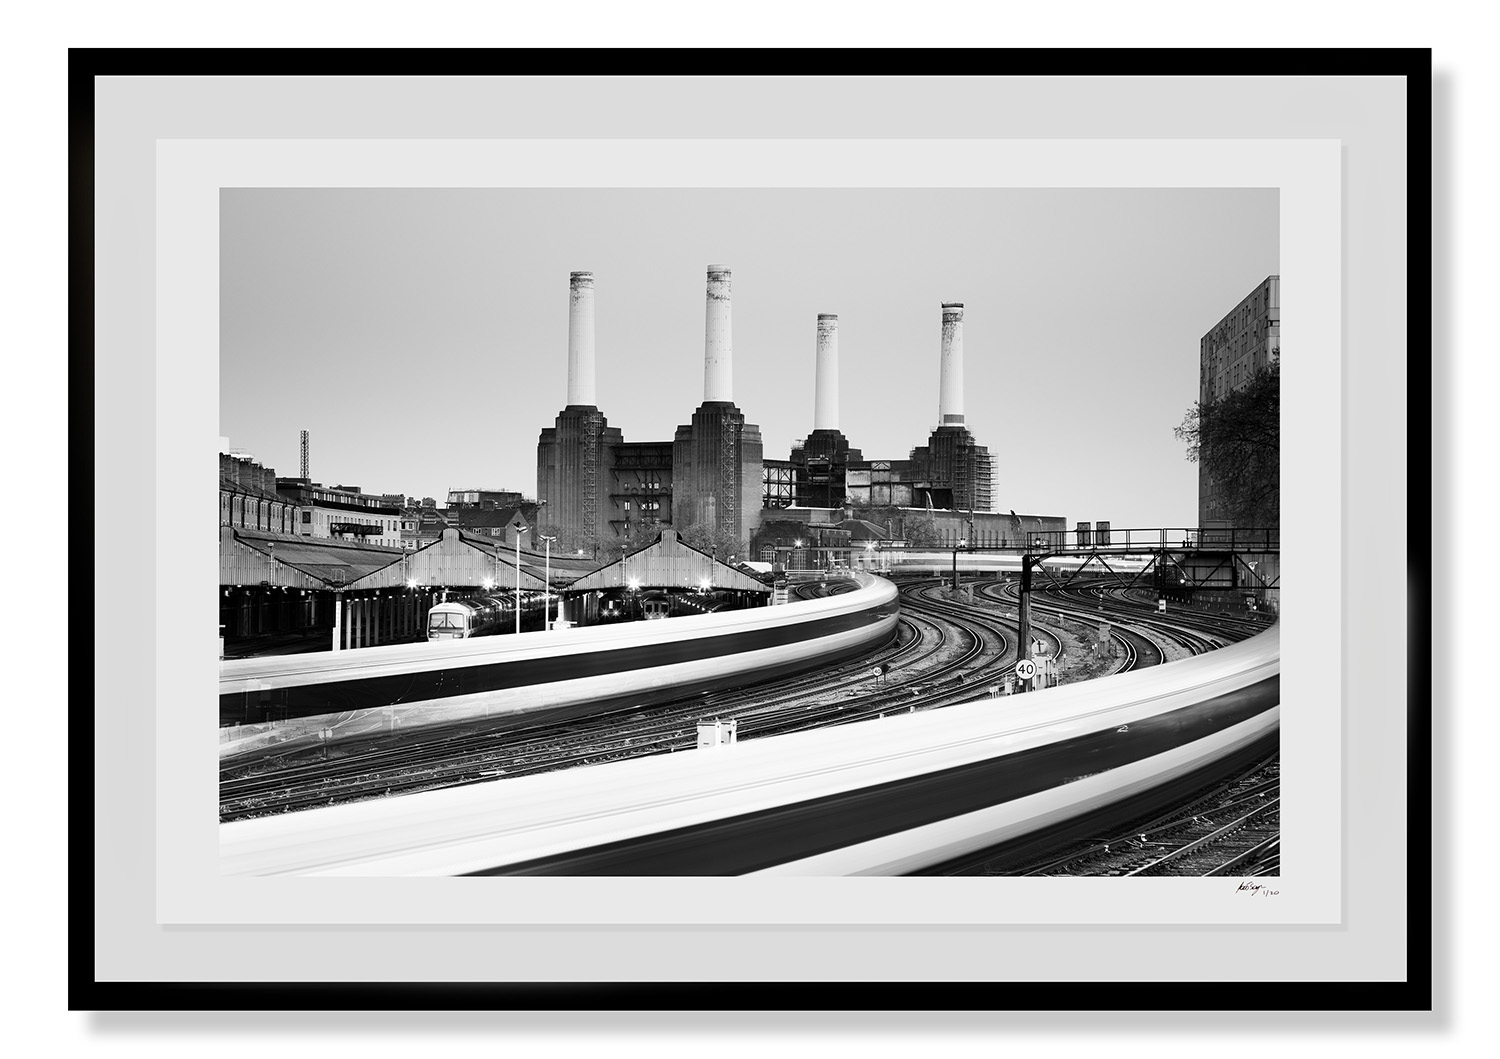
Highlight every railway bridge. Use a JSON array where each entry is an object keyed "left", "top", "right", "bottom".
[{"left": 999, "top": 525, "right": 1280, "bottom": 670}]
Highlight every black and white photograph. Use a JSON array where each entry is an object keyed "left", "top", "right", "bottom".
[
  {"left": 62, "top": 43, "right": 1442, "bottom": 1025},
  {"left": 215, "top": 186, "right": 1283, "bottom": 879}
]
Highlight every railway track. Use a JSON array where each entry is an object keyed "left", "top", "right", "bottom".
[
  {"left": 920, "top": 747, "right": 1281, "bottom": 877},
  {"left": 218, "top": 585, "right": 998, "bottom": 818},
  {"left": 220, "top": 576, "right": 1269, "bottom": 823},
  {"left": 980, "top": 576, "right": 1259, "bottom": 660}
]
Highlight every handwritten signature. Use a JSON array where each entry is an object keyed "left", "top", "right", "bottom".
[{"left": 1235, "top": 880, "right": 1280, "bottom": 897}]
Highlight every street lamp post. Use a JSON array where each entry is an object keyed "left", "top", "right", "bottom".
[
  {"left": 512, "top": 521, "right": 529, "bottom": 635},
  {"left": 539, "top": 533, "right": 558, "bottom": 629}
]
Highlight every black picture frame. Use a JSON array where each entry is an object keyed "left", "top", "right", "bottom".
[{"left": 72, "top": 46, "right": 1432, "bottom": 1012}]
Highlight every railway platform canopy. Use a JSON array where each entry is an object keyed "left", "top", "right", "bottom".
[
  {"left": 221, "top": 526, "right": 551, "bottom": 592},
  {"left": 568, "top": 529, "right": 770, "bottom": 595},
  {"left": 400, "top": 527, "right": 548, "bottom": 591},
  {"left": 221, "top": 526, "right": 407, "bottom": 590},
  {"left": 522, "top": 550, "right": 598, "bottom": 585}
]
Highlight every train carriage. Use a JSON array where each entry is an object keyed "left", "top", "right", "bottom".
[
  {"left": 426, "top": 593, "right": 550, "bottom": 641},
  {"left": 640, "top": 592, "right": 672, "bottom": 620}
]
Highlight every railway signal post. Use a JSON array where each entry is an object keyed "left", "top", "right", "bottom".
[{"left": 1016, "top": 552, "right": 1036, "bottom": 692}]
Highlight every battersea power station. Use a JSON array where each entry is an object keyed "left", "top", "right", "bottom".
[{"left": 535, "top": 265, "right": 1063, "bottom": 563}]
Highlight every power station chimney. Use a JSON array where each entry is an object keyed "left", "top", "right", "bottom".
[
  {"left": 939, "top": 302, "right": 965, "bottom": 426},
  {"left": 814, "top": 314, "right": 839, "bottom": 431},
  {"left": 703, "top": 264, "right": 733, "bottom": 402},
  {"left": 567, "top": 271, "right": 596, "bottom": 406}
]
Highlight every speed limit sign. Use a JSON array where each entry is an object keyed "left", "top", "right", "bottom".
[{"left": 1015, "top": 658, "right": 1038, "bottom": 682}]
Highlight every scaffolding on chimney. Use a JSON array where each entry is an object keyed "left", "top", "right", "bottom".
[
  {"left": 300, "top": 430, "right": 309, "bottom": 480},
  {"left": 953, "top": 445, "right": 971, "bottom": 511},
  {"left": 718, "top": 412, "right": 741, "bottom": 540},
  {"left": 580, "top": 409, "right": 603, "bottom": 548}
]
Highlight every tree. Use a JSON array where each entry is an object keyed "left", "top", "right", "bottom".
[
  {"left": 901, "top": 514, "right": 941, "bottom": 546},
  {"left": 533, "top": 524, "right": 597, "bottom": 558},
  {"left": 842, "top": 505, "right": 946, "bottom": 545},
  {"left": 846, "top": 504, "right": 900, "bottom": 531},
  {"left": 1175, "top": 360, "right": 1279, "bottom": 526},
  {"left": 677, "top": 522, "right": 748, "bottom": 562},
  {"left": 618, "top": 517, "right": 664, "bottom": 551}
]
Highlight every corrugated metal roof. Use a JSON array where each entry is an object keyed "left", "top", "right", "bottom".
[
  {"left": 432, "top": 529, "right": 604, "bottom": 583},
  {"left": 568, "top": 529, "right": 769, "bottom": 593},
  {"left": 230, "top": 527, "right": 405, "bottom": 584},
  {"left": 395, "top": 528, "right": 548, "bottom": 590}
]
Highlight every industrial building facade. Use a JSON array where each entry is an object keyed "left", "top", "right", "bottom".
[
  {"left": 1198, "top": 275, "right": 1280, "bottom": 526},
  {"left": 763, "top": 302, "right": 995, "bottom": 517},
  {"left": 538, "top": 269, "right": 1053, "bottom": 557},
  {"left": 537, "top": 266, "right": 762, "bottom": 557}
]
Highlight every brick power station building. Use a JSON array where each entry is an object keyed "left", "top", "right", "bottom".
[{"left": 538, "top": 265, "right": 1057, "bottom": 560}]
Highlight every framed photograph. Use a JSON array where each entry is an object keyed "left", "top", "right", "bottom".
[{"left": 75, "top": 48, "right": 1430, "bottom": 1011}]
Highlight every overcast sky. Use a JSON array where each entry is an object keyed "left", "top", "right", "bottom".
[{"left": 220, "top": 187, "right": 1276, "bottom": 528}]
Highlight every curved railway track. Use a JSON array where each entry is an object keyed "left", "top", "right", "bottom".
[
  {"left": 218, "top": 595, "right": 979, "bottom": 819},
  {"left": 220, "top": 574, "right": 1273, "bottom": 827},
  {"left": 918, "top": 745, "right": 1281, "bottom": 877}
]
